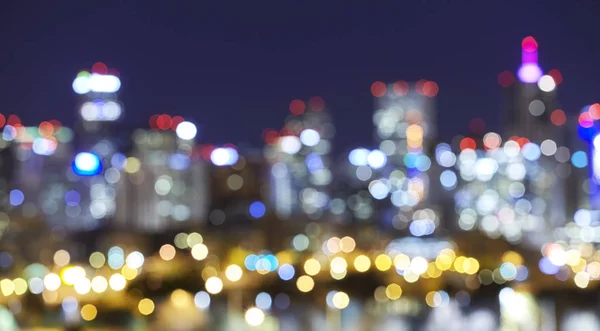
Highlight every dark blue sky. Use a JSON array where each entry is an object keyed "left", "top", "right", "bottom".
[{"left": 1, "top": 1, "right": 599, "bottom": 150}]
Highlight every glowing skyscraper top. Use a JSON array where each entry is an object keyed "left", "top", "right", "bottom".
[{"left": 517, "top": 36, "right": 543, "bottom": 84}]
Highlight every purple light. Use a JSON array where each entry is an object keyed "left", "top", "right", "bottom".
[
  {"left": 521, "top": 50, "right": 538, "bottom": 64},
  {"left": 517, "top": 63, "right": 543, "bottom": 83}
]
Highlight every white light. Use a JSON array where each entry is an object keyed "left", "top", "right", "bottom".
[
  {"left": 109, "top": 274, "right": 126, "bottom": 291},
  {"left": 72, "top": 74, "right": 121, "bottom": 94},
  {"left": 103, "top": 101, "right": 122, "bottom": 120},
  {"left": 367, "top": 149, "right": 387, "bottom": 169},
  {"left": 80, "top": 101, "right": 122, "bottom": 121},
  {"left": 594, "top": 135, "right": 600, "bottom": 149},
  {"left": 349, "top": 148, "right": 369, "bottom": 166},
  {"left": 280, "top": 136, "right": 302, "bottom": 154},
  {"left": 43, "top": 273, "right": 61, "bottom": 291},
  {"left": 409, "top": 257, "right": 429, "bottom": 275},
  {"left": 125, "top": 251, "right": 145, "bottom": 269},
  {"left": 211, "top": 147, "right": 239, "bottom": 166},
  {"left": 300, "top": 129, "right": 321, "bottom": 147},
  {"left": 245, "top": 307, "right": 265, "bottom": 327},
  {"left": 176, "top": 121, "right": 197, "bottom": 140},
  {"left": 537, "top": 75, "right": 556, "bottom": 92}
]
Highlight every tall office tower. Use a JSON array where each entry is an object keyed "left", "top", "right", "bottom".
[
  {"left": 69, "top": 62, "right": 124, "bottom": 230},
  {"left": 265, "top": 97, "right": 334, "bottom": 220},
  {"left": 114, "top": 116, "right": 208, "bottom": 232},
  {"left": 364, "top": 80, "right": 439, "bottom": 235}
]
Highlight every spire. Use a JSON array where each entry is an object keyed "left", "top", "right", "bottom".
[{"left": 517, "top": 36, "right": 543, "bottom": 83}]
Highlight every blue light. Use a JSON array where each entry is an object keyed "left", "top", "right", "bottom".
[
  {"left": 169, "top": 153, "right": 191, "bottom": 170},
  {"left": 500, "top": 262, "right": 517, "bottom": 279},
  {"left": 278, "top": 264, "right": 295, "bottom": 281},
  {"left": 571, "top": 151, "right": 588, "bottom": 168},
  {"left": 539, "top": 257, "right": 559, "bottom": 275},
  {"left": 245, "top": 254, "right": 258, "bottom": 271},
  {"left": 255, "top": 292, "right": 272, "bottom": 310},
  {"left": 440, "top": 170, "right": 457, "bottom": 189},
  {"left": 249, "top": 201, "right": 266, "bottom": 219},
  {"left": 64, "top": 190, "right": 81, "bottom": 206},
  {"left": 522, "top": 143, "right": 541, "bottom": 161},
  {"left": 265, "top": 254, "right": 279, "bottom": 271},
  {"left": 415, "top": 155, "right": 431, "bottom": 171},
  {"left": 9, "top": 190, "right": 24, "bottom": 206},
  {"left": 403, "top": 153, "right": 419, "bottom": 168},
  {"left": 72, "top": 152, "right": 102, "bottom": 176}
]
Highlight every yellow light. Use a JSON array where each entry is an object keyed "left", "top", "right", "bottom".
[
  {"left": 91, "top": 276, "right": 108, "bottom": 293},
  {"left": 353, "top": 255, "right": 371, "bottom": 272},
  {"left": 187, "top": 232, "right": 204, "bottom": 247},
  {"left": 124, "top": 157, "right": 141, "bottom": 173},
  {"left": 61, "top": 266, "right": 86, "bottom": 286},
  {"left": 54, "top": 250, "right": 71, "bottom": 267},
  {"left": 409, "top": 256, "right": 428, "bottom": 275},
  {"left": 304, "top": 258, "right": 321, "bottom": 276},
  {"left": 202, "top": 267, "right": 218, "bottom": 281},
  {"left": 571, "top": 258, "right": 587, "bottom": 273},
  {"left": 385, "top": 284, "right": 402, "bottom": 300},
  {"left": 394, "top": 254, "right": 410, "bottom": 270},
  {"left": 340, "top": 236, "right": 356, "bottom": 253},
  {"left": 225, "top": 265, "right": 243, "bottom": 282},
  {"left": 332, "top": 291, "right": 350, "bottom": 309},
  {"left": 330, "top": 269, "right": 347, "bottom": 280},
  {"left": 245, "top": 307, "right": 265, "bottom": 327},
  {"left": 191, "top": 244, "right": 209, "bottom": 261},
  {"left": 587, "top": 261, "right": 600, "bottom": 278},
  {"left": 109, "top": 274, "right": 126, "bottom": 291},
  {"left": 205, "top": 277, "right": 223, "bottom": 294},
  {"left": 13, "top": 278, "right": 27, "bottom": 295},
  {"left": 426, "top": 263, "right": 442, "bottom": 278},
  {"left": 74, "top": 277, "right": 91, "bottom": 294},
  {"left": 454, "top": 256, "right": 466, "bottom": 273},
  {"left": 330, "top": 257, "right": 347, "bottom": 273},
  {"left": 502, "top": 251, "right": 523, "bottom": 266},
  {"left": 171, "top": 289, "right": 193, "bottom": 308},
  {"left": 438, "top": 248, "right": 456, "bottom": 261},
  {"left": 375, "top": 254, "right": 392, "bottom": 271},
  {"left": 159, "top": 244, "right": 176, "bottom": 261},
  {"left": 435, "top": 254, "right": 453, "bottom": 271},
  {"left": 42, "top": 290, "right": 58, "bottom": 303},
  {"left": 44, "top": 273, "right": 61, "bottom": 291},
  {"left": 403, "top": 270, "right": 419, "bottom": 283},
  {"left": 574, "top": 272, "right": 590, "bottom": 288},
  {"left": 89, "top": 252, "right": 106, "bottom": 268},
  {"left": 463, "top": 258, "right": 480, "bottom": 275},
  {"left": 374, "top": 286, "right": 388, "bottom": 302},
  {"left": 425, "top": 291, "right": 439, "bottom": 307},
  {"left": 121, "top": 265, "right": 139, "bottom": 280},
  {"left": 296, "top": 275, "right": 314, "bottom": 293},
  {"left": 138, "top": 298, "right": 155, "bottom": 316},
  {"left": 0, "top": 279, "right": 14, "bottom": 296},
  {"left": 80, "top": 304, "right": 97, "bottom": 321}
]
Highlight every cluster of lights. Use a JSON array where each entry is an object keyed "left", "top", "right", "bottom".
[{"left": 72, "top": 63, "right": 121, "bottom": 95}]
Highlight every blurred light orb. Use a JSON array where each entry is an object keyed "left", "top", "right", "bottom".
[
  {"left": 278, "top": 264, "right": 295, "bottom": 281},
  {"left": 109, "top": 274, "right": 126, "bottom": 291},
  {"left": 538, "top": 75, "right": 556, "bottom": 92},
  {"left": 73, "top": 73, "right": 121, "bottom": 94},
  {"left": 125, "top": 251, "right": 144, "bottom": 269},
  {"left": 43, "top": 273, "right": 61, "bottom": 291},
  {"left": 349, "top": 148, "right": 370, "bottom": 166},
  {"left": 256, "top": 292, "right": 272, "bottom": 310},
  {"left": 300, "top": 129, "right": 321, "bottom": 147},
  {"left": 280, "top": 136, "right": 302, "bottom": 154},
  {"left": 249, "top": 201, "right": 266, "bottom": 218},
  {"left": 332, "top": 291, "right": 350, "bottom": 309},
  {"left": 194, "top": 291, "right": 211, "bottom": 309},
  {"left": 175, "top": 121, "right": 197, "bottom": 140},
  {"left": 367, "top": 149, "right": 387, "bottom": 169},
  {"left": 9, "top": 190, "right": 24, "bottom": 206},
  {"left": 245, "top": 307, "right": 265, "bottom": 326},
  {"left": 205, "top": 277, "right": 223, "bottom": 294},
  {"left": 211, "top": 147, "right": 239, "bottom": 166},
  {"left": 225, "top": 265, "right": 243, "bottom": 282},
  {"left": 73, "top": 152, "right": 102, "bottom": 176},
  {"left": 518, "top": 63, "right": 543, "bottom": 83}
]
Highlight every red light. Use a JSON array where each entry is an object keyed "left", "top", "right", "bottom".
[
  {"left": 508, "top": 136, "right": 520, "bottom": 142},
  {"left": 469, "top": 118, "right": 485, "bottom": 134},
  {"left": 264, "top": 129, "right": 279, "bottom": 145},
  {"left": 422, "top": 81, "right": 439, "bottom": 97},
  {"left": 370, "top": 81, "right": 387, "bottom": 97},
  {"left": 498, "top": 71, "right": 515, "bottom": 88},
  {"left": 107, "top": 68, "right": 120, "bottom": 77},
  {"left": 280, "top": 128, "right": 293, "bottom": 136},
  {"left": 393, "top": 81, "right": 409, "bottom": 96},
  {"left": 460, "top": 137, "right": 476, "bottom": 150},
  {"left": 149, "top": 114, "right": 159, "bottom": 129},
  {"left": 156, "top": 114, "right": 172, "bottom": 130},
  {"left": 516, "top": 137, "right": 530, "bottom": 147},
  {"left": 171, "top": 116, "right": 184, "bottom": 130},
  {"left": 550, "top": 109, "right": 567, "bottom": 125},
  {"left": 579, "top": 112, "right": 594, "bottom": 128},
  {"left": 7, "top": 115, "right": 20, "bottom": 126},
  {"left": 522, "top": 36, "right": 538, "bottom": 52},
  {"left": 0, "top": 114, "right": 5, "bottom": 128},
  {"left": 49, "top": 120, "right": 62, "bottom": 132},
  {"left": 309, "top": 96, "right": 325, "bottom": 111},
  {"left": 92, "top": 62, "right": 108, "bottom": 75},
  {"left": 200, "top": 145, "right": 215, "bottom": 160},
  {"left": 289, "top": 99, "right": 305, "bottom": 115},
  {"left": 415, "top": 79, "right": 427, "bottom": 95},
  {"left": 548, "top": 69, "right": 563, "bottom": 85}
]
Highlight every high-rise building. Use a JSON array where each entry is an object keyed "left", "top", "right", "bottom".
[
  {"left": 266, "top": 97, "right": 334, "bottom": 220},
  {"left": 114, "top": 117, "right": 208, "bottom": 232}
]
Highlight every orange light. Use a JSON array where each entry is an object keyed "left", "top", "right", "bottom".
[
  {"left": 589, "top": 104, "right": 600, "bottom": 120},
  {"left": 38, "top": 121, "right": 54, "bottom": 137},
  {"left": 516, "top": 137, "right": 530, "bottom": 147}
]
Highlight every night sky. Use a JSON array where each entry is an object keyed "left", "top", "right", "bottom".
[{"left": 1, "top": 1, "right": 599, "bottom": 151}]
